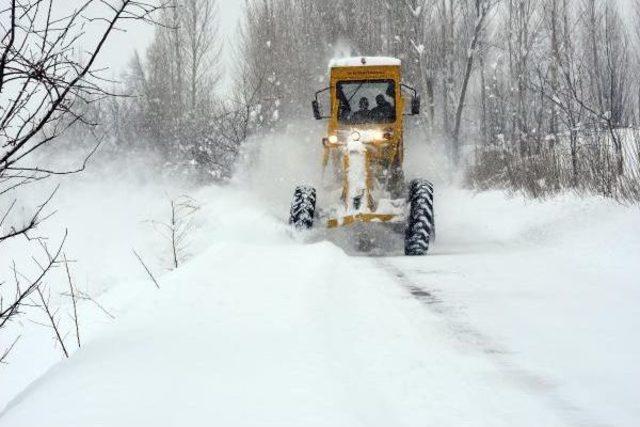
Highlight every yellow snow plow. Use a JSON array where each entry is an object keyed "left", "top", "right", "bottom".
[{"left": 289, "top": 57, "right": 434, "bottom": 255}]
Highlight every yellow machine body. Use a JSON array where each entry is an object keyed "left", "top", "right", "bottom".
[{"left": 320, "top": 58, "right": 408, "bottom": 228}]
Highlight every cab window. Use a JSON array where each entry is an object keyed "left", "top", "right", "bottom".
[{"left": 336, "top": 80, "right": 396, "bottom": 124}]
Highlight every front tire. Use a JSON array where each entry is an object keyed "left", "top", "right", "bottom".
[
  {"left": 405, "top": 179, "right": 434, "bottom": 256},
  {"left": 289, "top": 186, "right": 316, "bottom": 229}
]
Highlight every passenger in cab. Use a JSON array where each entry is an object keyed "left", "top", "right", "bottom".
[
  {"left": 370, "top": 94, "right": 394, "bottom": 122},
  {"left": 351, "top": 97, "right": 371, "bottom": 123}
]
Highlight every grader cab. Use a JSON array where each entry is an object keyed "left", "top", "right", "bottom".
[{"left": 289, "top": 57, "right": 434, "bottom": 255}]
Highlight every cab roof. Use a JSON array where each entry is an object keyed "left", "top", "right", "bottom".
[{"left": 329, "top": 56, "right": 401, "bottom": 68}]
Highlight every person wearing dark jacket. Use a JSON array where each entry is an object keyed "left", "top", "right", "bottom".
[
  {"left": 370, "top": 94, "right": 394, "bottom": 122},
  {"left": 351, "top": 97, "right": 371, "bottom": 123}
]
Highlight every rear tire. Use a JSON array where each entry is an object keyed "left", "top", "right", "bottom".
[
  {"left": 289, "top": 186, "right": 316, "bottom": 229},
  {"left": 405, "top": 179, "right": 434, "bottom": 256}
]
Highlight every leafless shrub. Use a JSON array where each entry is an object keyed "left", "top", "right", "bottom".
[
  {"left": 1, "top": 0, "right": 167, "bottom": 363},
  {"left": 0, "top": 231, "right": 66, "bottom": 363},
  {"left": 0, "top": 232, "right": 67, "bottom": 330},
  {"left": 35, "top": 286, "right": 69, "bottom": 359},
  {"left": 148, "top": 196, "right": 200, "bottom": 269},
  {"left": 28, "top": 235, "right": 73, "bottom": 358},
  {"left": 63, "top": 254, "right": 81, "bottom": 349},
  {"left": 468, "top": 129, "right": 640, "bottom": 203},
  {"left": 60, "top": 288, "right": 115, "bottom": 321}
]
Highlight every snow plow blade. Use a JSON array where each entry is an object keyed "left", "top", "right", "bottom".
[{"left": 327, "top": 213, "right": 398, "bottom": 229}]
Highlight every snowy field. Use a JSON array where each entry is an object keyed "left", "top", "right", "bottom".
[{"left": 1, "top": 140, "right": 639, "bottom": 426}]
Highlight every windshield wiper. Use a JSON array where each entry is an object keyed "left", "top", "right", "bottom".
[{"left": 346, "top": 82, "right": 365, "bottom": 104}]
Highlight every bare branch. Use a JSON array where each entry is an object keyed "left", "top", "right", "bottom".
[
  {"left": 36, "top": 285, "right": 69, "bottom": 358},
  {"left": 132, "top": 249, "right": 160, "bottom": 289},
  {"left": 0, "top": 335, "right": 20, "bottom": 365},
  {"left": 63, "top": 253, "right": 80, "bottom": 349},
  {"left": 0, "top": 229, "right": 67, "bottom": 329}
]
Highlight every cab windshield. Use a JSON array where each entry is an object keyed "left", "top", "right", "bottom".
[{"left": 336, "top": 79, "right": 396, "bottom": 124}]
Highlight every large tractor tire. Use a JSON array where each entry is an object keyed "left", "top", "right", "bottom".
[
  {"left": 405, "top": 179, "right": 435, "bottom": 256},
  {"left": 289, "top": 186, "right": 317, "bottom": 229}
]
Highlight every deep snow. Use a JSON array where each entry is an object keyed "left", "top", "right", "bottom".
[
  {"left": 1, "top": 132, "right": 639, "bottom": 426},
  {"left": 1, "top": 180, "right": 639, "bottom": 425}
]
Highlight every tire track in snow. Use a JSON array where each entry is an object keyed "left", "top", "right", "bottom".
[{"left": 376, "top": 259, "right": 610, "bottom": 427}]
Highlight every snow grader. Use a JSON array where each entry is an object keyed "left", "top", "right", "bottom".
[{"left": 289, "top": 57, "right": 434, "bottom": 255}]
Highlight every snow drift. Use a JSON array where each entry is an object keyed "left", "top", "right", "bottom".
[{"left": 1, "top": 132, "right": 639, "bottom": 426}]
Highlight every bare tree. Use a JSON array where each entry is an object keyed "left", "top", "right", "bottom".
[
  {"left": 149, "top": 196, "right": 200, "bottom": 269},
  {"left": 232, "top": 0, "right": 640, "bottom": 201},
  {"left": 183, "top": 0, "right": 221, "bottom": 110},
  {"left": 1, "top": 0, "right": 165, "bottom": 360},
  {"left": 451, "top": 0, "right": 499, "bottom": 165},
  {"left": 119, "top": 0, "right": 225, "bottom": 179}
]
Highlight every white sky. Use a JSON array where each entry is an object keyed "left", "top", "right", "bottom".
[{"left": 94, "top": 0, "right": 244, "bottom": 91}]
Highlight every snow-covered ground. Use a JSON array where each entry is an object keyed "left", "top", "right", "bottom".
[{"left": 1, "top": 137, "right": 639, "bottom": 426}]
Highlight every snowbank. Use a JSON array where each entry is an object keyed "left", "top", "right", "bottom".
[
  {"left": 0, "top": 194, "right": 564, "bottom": 426},
  {"left": 1, "top": 138, "right": 639, "bottom": 425},
  {"left": 1, "top": 173, "right": 638, "bottom": 425}
]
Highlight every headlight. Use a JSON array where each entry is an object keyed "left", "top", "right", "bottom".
[
  {"left": 351, "top": 131, "right": 361, "bottom": 141},
  {"left": 328, "top": 135, "right": 338, "bottom": 144},
  {"left": 370, "top": 130, "right": 384, "bottom": 140}
]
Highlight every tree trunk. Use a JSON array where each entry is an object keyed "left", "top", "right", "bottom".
[{"left": 452, "top": 1, "right": 489, "bottom": 165}]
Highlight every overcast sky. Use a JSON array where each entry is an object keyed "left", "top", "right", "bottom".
[{"left": 95, "top": 0, "right": 244, "bottom": 91}]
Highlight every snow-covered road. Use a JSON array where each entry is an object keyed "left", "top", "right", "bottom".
[
  {"left": 1, "top": 180, "right": 638, "bottom": 426},
  {"left": 0, "top": 239, "right": 569, "bottom": 426}
]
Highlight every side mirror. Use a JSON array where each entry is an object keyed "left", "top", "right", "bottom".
[
  {"left": 411, "top": 95, "right": 421, "bottom": 115},
  {"left": 312, "top": 100, "right": 322, "bottom": 120}
]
